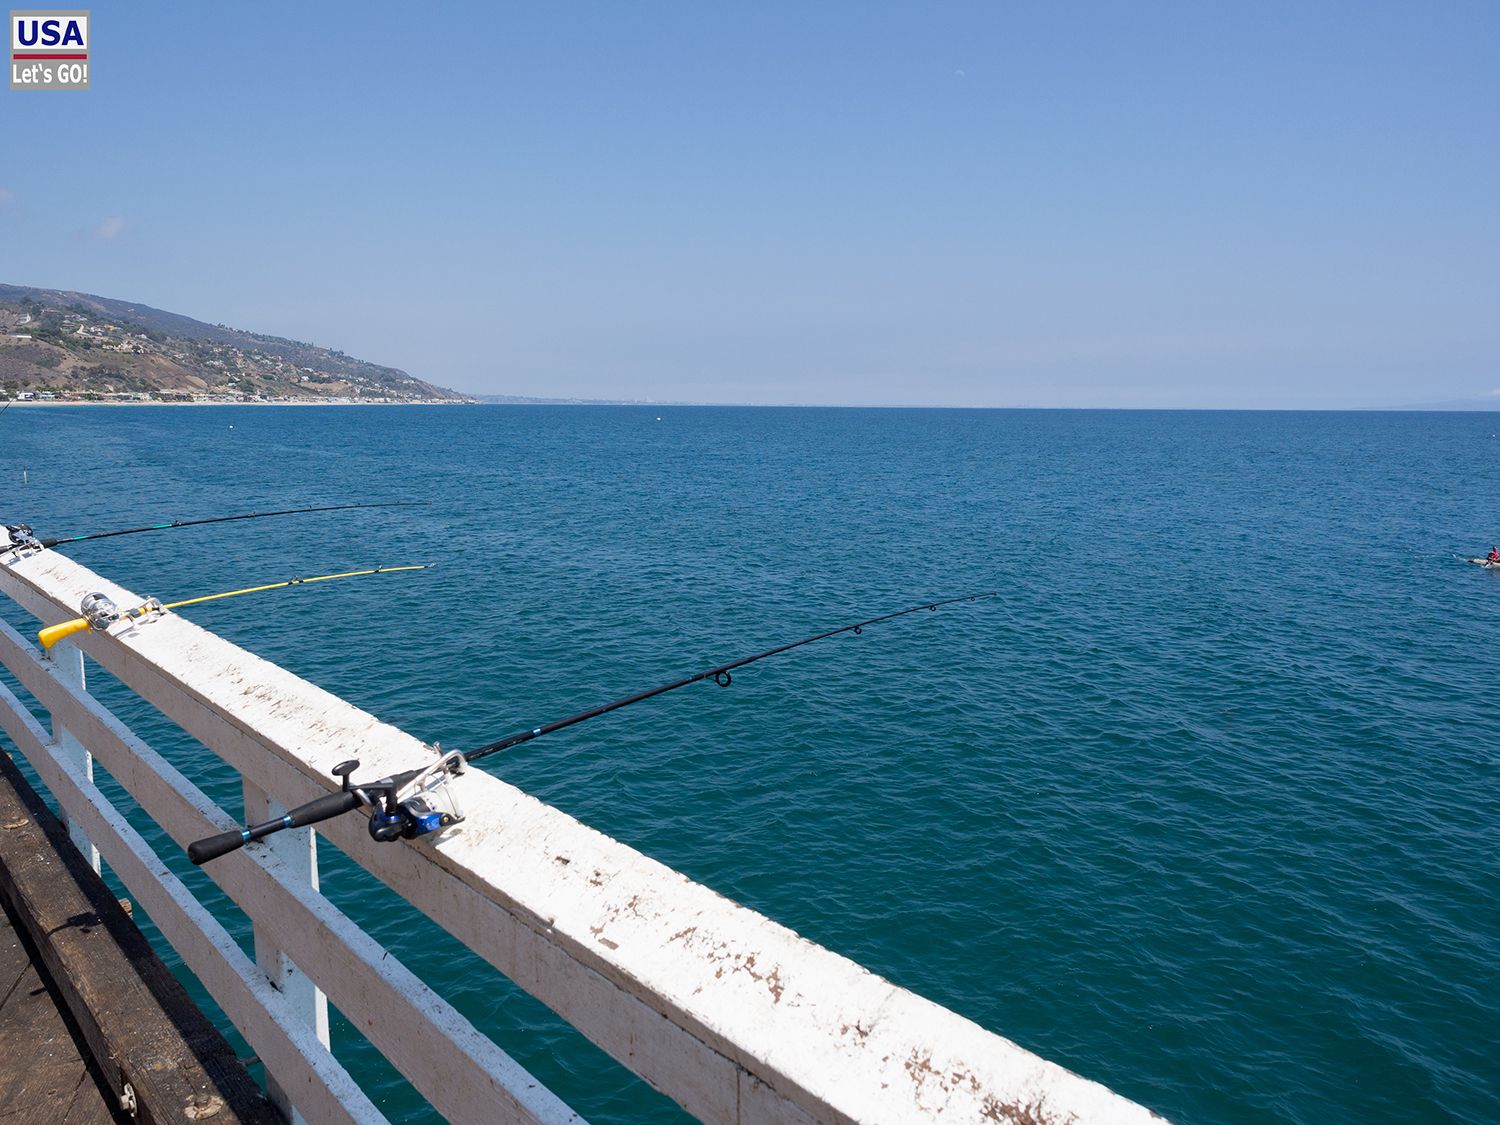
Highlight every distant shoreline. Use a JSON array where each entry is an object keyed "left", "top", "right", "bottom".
[
  {"left": 0, "top": 399, "right": 472, "bottom": 408},
  {"left": 5, "top": 399, "right": 1500, "bottom": 413}
]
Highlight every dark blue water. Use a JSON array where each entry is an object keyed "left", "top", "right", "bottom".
[{"left": 0, "top": 406, "right": 1495, "bottom": 1124}]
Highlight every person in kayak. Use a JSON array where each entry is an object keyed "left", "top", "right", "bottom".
[{"left": 1488, "top": 546, "right": 1499, "bottom": 563}]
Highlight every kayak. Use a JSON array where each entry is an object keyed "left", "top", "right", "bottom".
[{"left": 1466, "top": 558, "right": 1500, "bottom": 568}]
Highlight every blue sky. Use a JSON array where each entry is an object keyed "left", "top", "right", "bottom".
[{"left": 1, "top": 2, "right": 1495, "bottom": 407}]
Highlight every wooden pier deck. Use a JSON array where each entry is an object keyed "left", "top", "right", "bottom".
[
  {"left": 1, "top": 900, "right": 125, "bottom": 1123},
  {"left": 0, "top": 749, "right": 278, "bottom": 1125}
]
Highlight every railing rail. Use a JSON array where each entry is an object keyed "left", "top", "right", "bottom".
[{"left": 0, "top": 547, "right": 1162, "bottom": 1124}]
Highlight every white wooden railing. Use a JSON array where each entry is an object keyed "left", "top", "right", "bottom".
[{"left": 0, "top": 547, "right": 1163, "bottom": 1125}]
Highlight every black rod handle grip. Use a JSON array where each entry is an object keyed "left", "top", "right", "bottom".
[
  {"left": 188, "top": 828, "right": 254, "bottom": 865},
  {"left": 189, "top": 789, "right": 363, "bottom": 865}
]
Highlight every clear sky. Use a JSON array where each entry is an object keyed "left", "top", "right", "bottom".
[{"left": 1, "top": 2, "right": 1496, "bottom": 407}]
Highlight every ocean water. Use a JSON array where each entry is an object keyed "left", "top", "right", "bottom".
[{"left": 0, "top": 405, "right": 1495, "bottom": 1124}]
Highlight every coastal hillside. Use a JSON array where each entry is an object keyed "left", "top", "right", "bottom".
[{"left": 0, "top": 284, "right": 468, "bottom": 403}]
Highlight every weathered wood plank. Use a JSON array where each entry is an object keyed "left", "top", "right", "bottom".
[
  {"left": 0, "top": 749, "right": 279, "bottom": 1125},
  {"left": 60, "top": 1073, "right": 122, "bottom": 1125},
  {"left": 0, "top": 906, "right": 29, "bottom": 1003},
  {"left": 0, "top": 904, "right": 120, "bottom": 1125}
]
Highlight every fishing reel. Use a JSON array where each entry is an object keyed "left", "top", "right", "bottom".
[
  {"left": 81, "top": 593, "right": 162, "bottom": 633},
  {"left": 80, "top": 592, "right": 122, "bottom": 631},
  {"left": 2, "top": 524, "right": 42, "bottom": 558},
  {"left": 335, "top": 750, "right": 467, "bottom": 843}
]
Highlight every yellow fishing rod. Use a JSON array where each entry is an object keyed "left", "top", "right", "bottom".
[{"left": 38, "top": 564, "right": 430, "bottom": 650}]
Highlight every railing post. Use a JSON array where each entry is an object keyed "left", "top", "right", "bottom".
[
  {"left": 48, "top": 639, "right": 99, "bottom": 872},
  {"left": 243, "top": 778, "right": 330, "bottom": 1124}
]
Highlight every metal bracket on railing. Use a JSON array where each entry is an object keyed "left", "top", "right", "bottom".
[
  {"left": 1, "top": 524, "right": 43, "bottom": 563},
  {"left": 132, "top": 597, "right": 165, "bottom": 624},
  {"left": 60, "top": 593, "right": 161, "bottom": 648}
]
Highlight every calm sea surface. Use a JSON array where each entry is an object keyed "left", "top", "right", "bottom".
[{"left": 0, "top": 406, "right": 1495, "bottom": 1124}]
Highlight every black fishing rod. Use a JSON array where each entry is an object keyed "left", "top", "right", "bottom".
[
  {"left": 464, "top": 590, "right": 995, "bottom": 763},
  {"left": 4, "top": 500, "right": 430, "bottom": 552},
  {"left": 187, "top": 590, "right": 996, "bottom": 864}
]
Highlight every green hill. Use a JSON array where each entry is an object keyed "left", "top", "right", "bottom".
[{"left": 0, "top": 284, "right": 467, "bottom": 403}]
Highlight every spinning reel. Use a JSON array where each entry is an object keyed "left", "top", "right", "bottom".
[{"left": 336, "top": 750, "right": 468, "bottom": 843}]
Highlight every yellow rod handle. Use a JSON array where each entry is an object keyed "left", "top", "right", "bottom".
[{"left": 39, "top": 617, "right": 91, "bottom": 650}]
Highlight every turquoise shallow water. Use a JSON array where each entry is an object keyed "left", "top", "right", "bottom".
[{"left": 0, "top": 405, "right": 1496, "bottom": 1123}]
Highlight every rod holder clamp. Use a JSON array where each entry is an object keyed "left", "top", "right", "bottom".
[{"left": 2, "top": 524, "right": 42, "bottom": 561}]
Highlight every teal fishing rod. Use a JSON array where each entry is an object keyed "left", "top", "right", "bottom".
[
  {"left": 4, "top": 500, "right": 430, "bottom": 553},
  {"left": 187, "top": 590, "right": 997, "bottom": 864}
]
